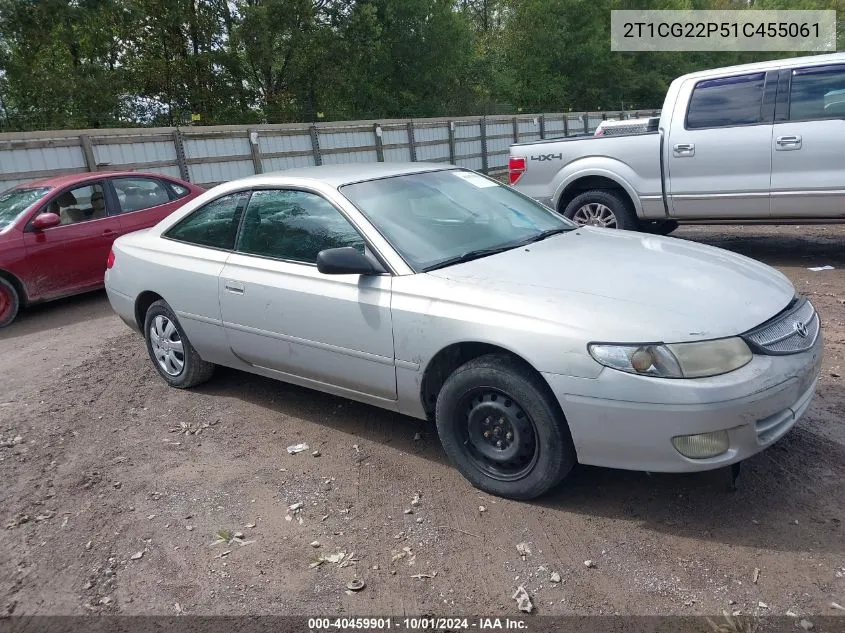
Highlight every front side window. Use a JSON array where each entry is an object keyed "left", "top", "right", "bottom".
[
  {"left": 789, "top": 66, "right": 845, "bottom": 120},
  {"left": 340, "top": 169, "right": 573, "bottom": 272},
  {"left": 0, "top": 186, "right": 51, "bottom": 231},
  {"left": 46, "top": 183, "right": 109, "bottom": 226},
  {"left": 113, "top": 177, "right": 172, "bottom": 213},
  {"left": 165, "top": 191, "right": 250, "bottom": 250},
  {"left": 686, "top": 73, "right": 766, "bottom": 129},
  {"left": 236, "top": 189, "right": 365, "bottom": 264}
]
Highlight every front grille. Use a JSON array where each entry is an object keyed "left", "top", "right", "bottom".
[{"left": 743, "top": 298, "right": 819, "bottom": 355}]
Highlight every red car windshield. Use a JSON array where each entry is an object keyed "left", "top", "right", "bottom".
[{"left": 0, "top": 187, "right": 51, "bottom": 231}]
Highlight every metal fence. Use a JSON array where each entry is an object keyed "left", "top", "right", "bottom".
[{"left": 0, "top": 110, "right": 660, "bottom": 191}]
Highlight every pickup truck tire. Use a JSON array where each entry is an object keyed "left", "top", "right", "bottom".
[
  {"left": 562, "top": 190, "right": 637, "bottom": 230},
  {"left": 435, "top": 353, "right": 577, "bottom": 500}
]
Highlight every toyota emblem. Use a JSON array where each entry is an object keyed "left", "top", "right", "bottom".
[{"left": 794, "top": 321, "right": 809, "bottom": 338}]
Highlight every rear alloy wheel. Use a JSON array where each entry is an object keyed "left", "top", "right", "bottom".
[
  {"left": 0, "top": 278, "right": 20, "bottom": 328},
  {"left": 435, "top": 354, "right": 577, "bottom": 500},
  {"left": 562, "top": 189, "right": 637, "bottom": 230},
  {"left": 144, "top": 299, "right": 215, "bottom": 388}
]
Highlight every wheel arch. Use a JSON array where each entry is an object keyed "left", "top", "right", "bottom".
[
  {"left": 419, "top": 341, "right": 559, "bottom": 421},
  {"left": 134, "top": 290, "right": 164, "bottom": 331},
  {"left": 554, "top": 169, "right": 641, "bottom": 219}
]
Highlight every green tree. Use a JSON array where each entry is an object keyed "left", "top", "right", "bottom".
[{"left": 0, "top": 0, "right": 134, "bottom": 130}]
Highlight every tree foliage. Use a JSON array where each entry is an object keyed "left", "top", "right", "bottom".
[{"left": 0, "top": 0, "right": 841, "bottom": 130}]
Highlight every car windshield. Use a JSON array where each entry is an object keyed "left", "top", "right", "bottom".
[
  {"left": 0, "top": 186, "right": 51, "bottom": 231},
  {"left": 340, "top": 169, "right": 576, "bottom": 271}
]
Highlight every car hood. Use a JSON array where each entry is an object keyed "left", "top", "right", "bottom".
[{"left": 425, "top": 227, "right": 794, "bottom": 343}]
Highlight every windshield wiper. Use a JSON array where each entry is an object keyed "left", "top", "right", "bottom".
[
  {"left": 422, "top": 244, "right": 520, "bottom": 272},
  {"left": 518, "top": 227, "right": 573, "bottom": 245}
]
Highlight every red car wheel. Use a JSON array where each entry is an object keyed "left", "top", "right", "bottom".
[{"left": 0, "top": 278, "right": 20, "bottom": 328}]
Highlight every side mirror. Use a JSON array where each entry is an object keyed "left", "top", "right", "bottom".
[
  {"left": 31, "top": 212, "right": 61, "bottom": 230},
  {"left": 316, "top": 247, "right": 385, "bottom": 275}
]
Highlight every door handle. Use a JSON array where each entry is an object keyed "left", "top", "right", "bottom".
[
  {"left": 224, "top": 280, "right": 245, "bottom": 295},
  {"left": 673, "top": 143, "right": 695, "bottom": 157},
  {"left": 102, "top": 229, "right": 116, "bottom": 236},
  {"left": 776, "top": 135, "right": 802, "bottom": 146}
]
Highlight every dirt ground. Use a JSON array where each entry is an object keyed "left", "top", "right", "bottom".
[{"left": 0, "top": 224, "right": 843, "bottom": 620}]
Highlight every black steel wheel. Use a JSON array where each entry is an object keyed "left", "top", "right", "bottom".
[
  {"left": 459, "top": 388, "right": 539, "bottom": 481},
  {"left": 436, "top": 353, "right": 577, "bottom": 499}
]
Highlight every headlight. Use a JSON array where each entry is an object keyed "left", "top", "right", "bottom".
[{"left": 588, "top": 337, "right": 752, "bottom": 379}]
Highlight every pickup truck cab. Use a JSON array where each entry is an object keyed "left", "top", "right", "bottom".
[{"left": 509, "top": 52, "right": 845, "bottom": 233}]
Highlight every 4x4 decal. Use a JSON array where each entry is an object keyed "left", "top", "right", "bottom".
[{"left": 530, "top": 153, "right": 563, "bottom": 162}]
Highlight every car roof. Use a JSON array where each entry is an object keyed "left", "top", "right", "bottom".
[
  {"left": 19, "top": 171, "right": 189, "bottom": 190},
  {"left": 676, "top": 52, "right": 845, "bottom": 83},
  {"left": 233, "top": 162, "right": 455, "bottom": 189}
]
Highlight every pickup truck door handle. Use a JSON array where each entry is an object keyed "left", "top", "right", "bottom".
[
  {"left": 224, "top": 280, "right": 245, "bottom": 295},
  {"left": 673, "top": 143, "right": 695, "bottom": 157},
  {"left": 775, "top": 135, "right": 802, "bottom": 150}
]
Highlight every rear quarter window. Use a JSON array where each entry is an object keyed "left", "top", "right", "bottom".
[{"left": 164, "top": 191, "right": 250, "bottom": 250}]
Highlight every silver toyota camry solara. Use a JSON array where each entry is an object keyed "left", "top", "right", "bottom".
[{"left": 105, "top": 163, "right": 823, "bottom": 499}]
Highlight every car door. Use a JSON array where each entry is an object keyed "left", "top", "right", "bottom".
[
  {"left": 218, "top": 188, "right": 396, "bottom": 400},
  {"left": 110, "top": 176, "right": 186, "bottom": 234},
  {"left": 771, "top": 64, "right": 845, "bottom": 218},
  {"left": 667, "top": 71, "right": 776, "bottom": 218},
  {"left": 22, "top": 180, "right": 123, "bottom": 299}
]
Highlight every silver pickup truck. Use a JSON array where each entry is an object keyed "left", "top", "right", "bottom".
[{"left": 509, "top": 52, "right": 845, "bottom": 234}]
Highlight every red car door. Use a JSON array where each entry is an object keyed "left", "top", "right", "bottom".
[
  {"left": 109, "top": 176, "right": 187, "bottom": 235},
  {"left": 22, "top": 180, "right": 123, "bottom": 299}
]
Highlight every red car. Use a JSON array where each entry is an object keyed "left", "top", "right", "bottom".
[{"left": 0, "top": 171, "right": 204, "bottom": 327}]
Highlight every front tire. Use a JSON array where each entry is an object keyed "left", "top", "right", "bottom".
[
  {"left": 0, "top": 278, "right": 20, "bottom": 328},
  {"left": 144, "top": 299, "right": 215, "bottom": 388},
  {"left": 562, "top": 189, "right": 637, "bottom": 230},
  {"left": 435, "top": 354, "right": 577, "bottom": 500}
]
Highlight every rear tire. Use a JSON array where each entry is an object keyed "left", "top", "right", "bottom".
[
  {"left": 0, "top": 277, "right": 20, "bottom": 328},
  {"left": 562, "top": 189, "right": 637, "bottom": 230},
  {"left": 435, "top": 354, "right": 577, "bottom": 500},
  {"left": 144, "top": 299, "right": 215, "bottom": 388}
]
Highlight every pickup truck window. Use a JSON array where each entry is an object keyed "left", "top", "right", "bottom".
[
  {"left": 789, "top": 66, "right": 845, "bottom": 121},
  {"left": 686, "top": 73, "right": 766, "bottom": 129}
]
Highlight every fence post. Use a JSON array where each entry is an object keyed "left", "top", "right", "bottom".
[
  {"left": 373, "top": 123, "right": 384, "bottom": 162},
  {"left": 172, "top": 129, "right": 190, "bottom": 181},
  {"left": 512, "top": 117, "right": 519, "bottom": 143},
  {"left": 247, "top": 129, "right": 263, "bottom": 174},
  {"left": 480, "top": 116, "right": 488, "bottom": 174},
  {"left": 582, "top": 113, "right": 590, "bottom": 134},
  {"left": 309, "top": 125, "right": 322, "bottom": 166},
  {"left": 539, "top": 114, "right": 546, "bottom": 139},
  {"left": 563, "top": 115, "right": 569, "bottom": 137},
  {"left": 79, "top": 135, "right": 96, "bottom": 171},
  {"left": 406, "top": 121, "right": 417, "bottom": 162},
  {"left": 447, "top": 121, "right": 456, "bottom": 165}
]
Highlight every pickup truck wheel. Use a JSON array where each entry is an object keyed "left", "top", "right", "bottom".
[
  {"left": 144, "top": 300, "right": 215, "bottom": 388},
  {"left": 562, "top": 190, "right": 637, "bottom": 230},
  {"left": 0, "top": 278, "right": 20, "bottom": 328},
  {"left": 435, "top": 353, "right": 577, "bottom": 500}
]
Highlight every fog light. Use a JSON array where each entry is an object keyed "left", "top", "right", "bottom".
[{"left": 671, "top": 430, "right": 729, "bottom": 459}]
